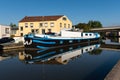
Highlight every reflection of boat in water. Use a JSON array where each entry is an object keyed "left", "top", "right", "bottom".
[
  {"left": 19, "top": 43, "right": 100, "bottom": 64},
  {"left": 24, "top": 29, "right": 100, "bottom": 49}
]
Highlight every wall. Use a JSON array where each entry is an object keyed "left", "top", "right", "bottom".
[
  {"left": 61, "top": 30, "right": 82, "bottom": 37},
  {"left": 15, "top": 15, "right": 72, "bottom": 36},
  {"left": 119, "top": 31, "right": 120, "bottom": 36},
  {"left": 13, "top": 37, "right": 24, "bottom": 43},
  {"left": 0, "top": 25, "right": 11, "bottom": 38}
]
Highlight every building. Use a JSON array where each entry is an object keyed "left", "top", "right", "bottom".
[
  {"left": 0, "top": 25, "right": 11, "bottom": 38},
  {"left": 15, "top": 15, "right": 72, "bottom": 36},
  {"left": 11, "top": 27, "right": 18, "bottom": 36}
]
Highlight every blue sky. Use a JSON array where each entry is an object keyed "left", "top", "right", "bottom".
[{"left": 0, "top": 0, "right": 120, "bottom": 27}]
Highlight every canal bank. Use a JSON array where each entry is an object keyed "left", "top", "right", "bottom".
[
  {"left": 104, "top": 60, "right": 120, "bottom": 80},
  {"left": 0, "top": 42, "right": 24, "bottom": 51}
]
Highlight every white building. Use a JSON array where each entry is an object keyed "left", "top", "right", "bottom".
[{"left": 0, "top": 25, "right": 11, "bottom": 38}]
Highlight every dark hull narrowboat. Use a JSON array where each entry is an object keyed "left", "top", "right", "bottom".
[{"left": 24, "top": 29, "right": 100, "bottom": 49}]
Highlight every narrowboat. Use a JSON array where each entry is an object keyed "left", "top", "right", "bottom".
[{"left": 24, "top": 29, "right": 100, "bottom": 49}]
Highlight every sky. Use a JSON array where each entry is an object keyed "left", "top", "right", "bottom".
[{"left": 0, "top": 0, "right": 120, "bottom": 27}]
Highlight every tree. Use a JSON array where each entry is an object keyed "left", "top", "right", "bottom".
[
  {"left": 75, "top": 23, "right": 90, "bottom": 32},
  {"left": 10, "top": 23, "right": 17, "bottom": 28},
  {"left": 88, "top": 49, "right": 102, "bottom": 55},
  {"left": 88, "top": 20, "right": 103, "bottom": 28},
  {"left": 75, "top": 20, "right": 103, "bottom": 32}
]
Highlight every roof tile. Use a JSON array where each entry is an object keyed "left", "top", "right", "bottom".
[{"left": 19, "top": 15, "right": 64, "bottom": 22}]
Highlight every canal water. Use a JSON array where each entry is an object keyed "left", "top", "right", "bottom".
[{"left": 0, "top": 39, "right": 120, "bottom": 80}]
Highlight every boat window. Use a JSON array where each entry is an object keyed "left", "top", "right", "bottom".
[
  {"left": 85, "top": 34, "right": 88, "bottom": 36},
  {"left": 78, "top": 40, "right": 80, "bottom": 42},
  {"left": 81, "top": 33, "right": 83, "bottom": 37},
  {"left": 86, "top": 49, "right": 88, "bottom": 51},
  {"left": 60, "top": 41, "right": 63, "bottom": 44},
  {"left": 69, "top": 40, "right": 73, "bottom": 43},
  {"left": 90, "top": 47, "right": 92, "bottom": 50},
  {"left": 60, "top": 49, "right": 63, "bottom": 52},
  {"left": 89, "top": 34, "right": 92, "bottom": 36}
]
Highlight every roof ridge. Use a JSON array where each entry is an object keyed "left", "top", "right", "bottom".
[{"left": 19, "top": 15, "right": 64, "bottom": 22}]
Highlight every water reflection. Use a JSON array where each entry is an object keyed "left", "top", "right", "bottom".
[
  {"left": 0, "top": 51, "right": 18, "bottom": 61},
  {"left": 103, "top": 37, "right": 120, "bottom": 45},
  {"left": 88, "top": 49, "right": 102, "bottom": 55},
  {"left": 19, "top": 43, "right": 100, "bottom": 64}
]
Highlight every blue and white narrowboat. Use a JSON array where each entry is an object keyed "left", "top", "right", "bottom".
[{"left": 24, "top": 29, "right": 100, "bottom": 49}]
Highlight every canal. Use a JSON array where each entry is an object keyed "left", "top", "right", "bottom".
[{"left": 0, "top": 38, "right": 120, "bottom": 80}]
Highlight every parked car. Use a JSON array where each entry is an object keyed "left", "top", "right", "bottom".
[{"left": 0, "top": 37, "right": 15, "bottom": 44}]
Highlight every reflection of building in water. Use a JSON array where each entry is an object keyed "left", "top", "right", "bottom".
[
  {"left": 0, "top": 51, "right": 18, "bottom": 61},
  {"left": 118, "top": 38, "right": 120, "bottom": 43},
  {"left": 0, "top": 56, "right": 11, "bottom": 61},
  {"left": 19, "top": 43, "right": 100, "bottom": 64},
  {"left": 111, "top": 37, "right": 120, "bottom": 43}
]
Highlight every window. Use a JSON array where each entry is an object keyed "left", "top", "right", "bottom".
[
  {"left": 63, "top": 17, "right": 67, "bottom": 21},
  {"left": 48, "top": 29, "right": 51, "bottom": 32},
  {"left": 42, "top": 29, "right": 45, "bottom": 34},
  {"left": 86, "top": 49, "right": 88, "bottom": 51},
  {"left": 81, "top": 33, "right": 83, "bottom": 37},
  {"left": 60, "top": 41, "right": 63, "bottom": 44},
  {"left": 5, "top": 28, "right": 9, "bottom": 34},
  {"left": 69, "top": 40, "right": 73, "bottom": 43},
  {"left": 85, "top": 34, "right": 88, "bottom": 36},
  {"left": 20, "top": 33, "right": 23, "bottom": 36},
  {"left": 31, "top": 29, "right": 39, "bottom": 34},
  {"left": 90, "top": 48, "right": 92, "bottom": 50},
  {"left": 68, "top": 24, "right": 70, "bottom": 28},
  {"left": 31, "top": 29, "right": 34, "bottom": 33},
  {"left": 64, "top": 23, "right": 66, "bottom": 28},
  {"left": 30, "top": 23, "right": 33, "bottom": 28},
  {"left": 40, "top": 23, "right": 43, "bottom": 27},
  {"left": 44, "top": 23, "right": 48, "bottom": 27},
  {"left": 50, "top": 22, "right": 54, "bottom": 27},
  {"left": 25, "top": 23, "right": 28, "bottom": 28},
  {"left": 60, "top": 23, "right": 62, "bottom": 28},
  {"left": 89, "top": 34, "right": 92, "bottom": 36},
  {"left": 36, "top": 29, "right": 39, "bottom": 34},
  {"left": 20, "top": 27, "right": 23, "bottom": 31}
]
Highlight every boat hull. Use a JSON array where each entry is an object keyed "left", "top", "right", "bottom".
[{"left": 24, "top": 37, "right": 100, "bottom": 49}]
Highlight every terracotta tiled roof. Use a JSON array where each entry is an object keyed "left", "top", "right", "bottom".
[{"left": 19, "top": 15, "right": 64, "bottom": 22}]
